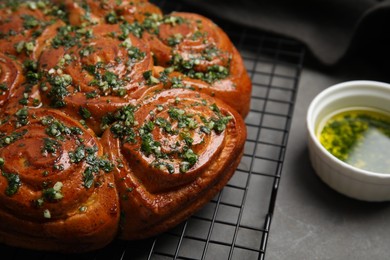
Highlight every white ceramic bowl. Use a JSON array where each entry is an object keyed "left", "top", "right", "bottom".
[{"left": 307, "top": 80, "right": 390, "bottom": 201}]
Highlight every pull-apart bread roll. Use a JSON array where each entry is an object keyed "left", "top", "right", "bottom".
[
  {"left": 0, "top": 108, "right": 119, "bottom": 252},
  {"left": 0, "top": 1, "right": 65, "bottom": 62},
  {"left": 101, "top": 88, "right": 246, "bottom": 239},
  {"left": 38, "top": 22, "right": 154, "bottom": 134},
  {"left": 0, "top": 0, "right": 250, "bottom": 252},
  {"left": 143, "top": 12, "right": 252, "bottom": 117}
]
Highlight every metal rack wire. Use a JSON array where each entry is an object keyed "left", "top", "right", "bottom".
[{"left": 0, "top": 1, "right": 305, "bottom": 259}]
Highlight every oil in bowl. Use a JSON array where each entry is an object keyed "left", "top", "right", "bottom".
[{"left": 317, "top": 107, "right": 390, "bottom": 174}]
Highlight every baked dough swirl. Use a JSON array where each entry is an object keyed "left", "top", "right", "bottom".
[
  {"left": 0, "top": 108, "right": 119, "bottom": 252},
  {"left": 38, "top": 23, "right": 153, "bottom": 134},
  {"left": 143, "top": 12, "right": 252, "bottom": 117},
  {"left": 101, "top": 88, "right": 246, "bottom": 239}
]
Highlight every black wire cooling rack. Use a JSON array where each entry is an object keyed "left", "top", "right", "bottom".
[{"left": 0, "top": 1, "right": 305, "bottom": 259}]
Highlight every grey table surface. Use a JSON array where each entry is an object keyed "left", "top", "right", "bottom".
[{"left": 266, "top": 56, "right": 390, "bottom": 259}]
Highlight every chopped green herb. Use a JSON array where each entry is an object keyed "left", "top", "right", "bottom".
[
  {"left": 0, "top": 83, "right": 8, "bottom": 95},
  {"left": 83, "top": 62, "right": 104, "bottom": 77},
  {"left": 170, "top": 51, "right": 230, "bottom": 83},
  {"left": 85, "top": 91, "right": 98, "bottom": 99},
  {"left": 26, "top": 70, "right": 41, "bottom": 84},
  {"left": 162, "top": 15, "right": 186, "bottom": 26},
  {"left": 191, "top": 31, "right": 206, "bottom": 41},
  {"left": 142, "top": 13, "right": 162, "bottom": 34},
  {"left": 79, "top": 107, "right": 92, "bottom": 119},
  {"left": 155, "top": 117, "right": 174, "bottom": 134},
  {"left": 47, "top": 73, "right": 72, "bottom": 107},
  {"left": 170, "top": 77, "right": 192, "bottom": 89},
  {"left": 42, "top": 181, "right": 64, "bottom": 201},
  {"left": 179, "top": 161, "right": 190, "bottom": 173},
  {"left": 69, "top": 145, "right": 86, "bottom": 163},
  {"left": 24, "top": 59, "right": 38, "bottom": 71},
  {"left": 105, "top": 12, "right": 118, "bottom": 24},
  {"left": 18, "top": 94, "right": 29, "bottom": 105},
  {"left": 180, "top": 132, "right": 194, "bottom": 146},
  {"left": 168, "top": 107, "right": 197, "bottom": 129},
  {"left": 119, "top": 21, "right": 143, "bottom": 39},
  {"left": 21, "top": 14, "right": 40, "bottom": 29},
  {"left": 167, "top": 33, "right": 183, "bottom": 46},
  {"left": 43, "top": 209, "right": 51, "bottom": 218},
  {"left": 143, "top": 70, "right": 160, "bottom": 85},
  {"left": 108, "top": 105, "right": 138, "bottom": 142},
  {"left": 53, "top": 164, "right": 64, "bottom": 171},
  {"left": 79, "top": 46, "right": 95, "bottom": 57},
  {"left": 203, "top": 46, "right": 221, "bottom": 61},
  {"left": 83, "top": 167, "right": 94, "bottom": 188},
  {"left": 127, "top": 46, "right": 146, "bottom": 62},
  {"left": 140, "top": 121, "right": 154, "bottom": 134},
  {"left": 51, "top": 25, "right": 80, "bottom": 49},
  {"left": 212, "top": 115, "right": 233, "bottom": 134},
  {"left": 196, "top": 104, "right": 233, "bottom": 134},
  {"left": 84, "top": 63, "right": 127, "bottom": 95},
  {"left": 1, "top": 1, "right": 20, "bottom": 11},
  {"left": 34, "top": 198, "right": 44, "bottom": 207},
  {"left": 202, "top": 65, "right": 230, "bottom": 83},
  {"left": 41, "top": 117, "right": 83, "bottom": 142},
  {"left": 79, "top": 206, "right": 87, "bottom": 212},
  {"left": 104, "top": 71, "right": 118, "bottom": 86},
  {"left": 181, "top": 148, "right": 198, "bottom": 166},
  {"left": 15, "top": 40, "right": 36, "bottom": 54},
  {"left": 2, "top": 172, "right": 21, "bottom": 196},
  {"left": 200, "top": 125, "right": 211, "bottom": 134},
  {"left": 99, "top": 158, "right": 114, "bottom": 172},
  {"left": 0, "top": 130, "right": 28, "bottom": 148},
  {"left": 32, "top": 98, "right": 40, "bottom": 106},
  {"left": 141, "top": 133, "right": 162, "bottom": 157},
  {"left": 69, "top": 146, "right": 115, "bottom": 188},
  {"left": 42, "top": 138, "right": 60, "bottom": 155},
  {"left": 152, "top": 161, "right": 174, "bottom": 174},
  {"left": 15, "top": 107, "right": 29, "bottom": 127}
]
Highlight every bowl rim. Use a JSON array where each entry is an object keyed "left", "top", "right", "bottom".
[{"left": 307, "top": 80, "right": 390, "bottom": 180}]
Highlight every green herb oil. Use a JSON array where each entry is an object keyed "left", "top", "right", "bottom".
[{"left": 318, "top": 108, "right": 390, "bottom": 174}]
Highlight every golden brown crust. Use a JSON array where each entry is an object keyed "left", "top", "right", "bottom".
[
  {"left": 101, "top": 88, "right": 246, "bottom": 239},
  {"left": 0, "top": 108, "right": 119, "bottom": 252}
]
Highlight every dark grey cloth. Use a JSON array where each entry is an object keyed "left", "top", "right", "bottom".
[{"left": 182, "top": 0, "right": 390, "bottom": 65}]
